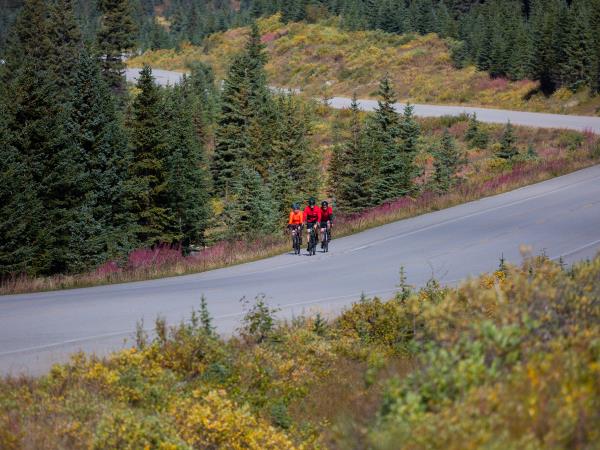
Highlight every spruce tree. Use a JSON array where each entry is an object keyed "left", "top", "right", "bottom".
[
  {"left": 371, "top": 75, "right": 406, "bottom": 203},
  {"left": 530, "top": 0, "right": 565, "bottom": 94},
  {"left": 48, "top": 0, "right": 83, "bottom": 97},
  {"left": 367, "top": 74, "right": 401, "bottom": 203},
  {"left": 332, "top": 93, "right": 373, "bottom": 211},
  {"left": 397, "top": 103, "right": 421, "bottom": 195},
  {"left": 0, "top": 96, "right": 45, "bottom": 276},
  {"left": 162, "top": 83, "right": 211, "bottom": 249},
  {"left": 2, "top": 0, "right": 76, "bottom": 274},
  {"left": 212, "top": 22, "right": 269, "bottom": 196},
  {"left": 187, "top": 61, "right": 220, "bottom": 140},
  {"left": 128, "top": 65, "right": 174, "bottom": 246},
  {"left": 558, "top": 0, "right": 595, "bottom": 91},
  {"left": 96, "top": 0, "right": 137, "bottom": 95},
  {"left": 268, "top": 95, "right": 318, "bottom": 218},
  {"left": 224, "top": 165, "right": 278, "bottom": 238},
  {"left": 465, "top": 113, "right": 489, "bottom": 148},
  {"left": 497, "top": 121, "right": 519, "bottom": 159},
  {"left": 67, "top": 49, "right": 136, "bottom": 270},
  {"left": 212, "top": 63, "right": 254, "bottom": 196},
  {"left": 432, "top": 129, "right": 464, "bottom": 192},
  {"left": 525, "top": 142, "right": 539, "bottom": 160}
]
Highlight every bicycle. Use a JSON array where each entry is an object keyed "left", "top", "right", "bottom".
[
  {"left": 290, "top": 224, "right": 302, "bottom": 255},
  {"left": 321, "top": 224, "right": 330, "bottom": 253},
  {"left": 307, "top": 222, "right": 318, "bottom": 256}
]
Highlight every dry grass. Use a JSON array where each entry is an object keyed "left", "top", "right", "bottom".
[{"left": 128, "top": 15, "right": 600, "bottom": 115}]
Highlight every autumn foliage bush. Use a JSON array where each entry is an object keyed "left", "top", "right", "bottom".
[{"left": 2, "top": 253, "right": 600, "bottom": 448}]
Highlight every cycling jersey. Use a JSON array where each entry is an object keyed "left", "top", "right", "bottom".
[
  {"left": 288, "top": 210, "right": 303, "bottom": 225},
  {"left": 303, "top": 206, "right": 322, "bottom": 224},
  {"left": 320, "top": 206, "right": 333, "bottom": 222}
]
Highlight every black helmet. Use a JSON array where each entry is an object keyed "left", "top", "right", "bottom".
[
  {"left": 308, "top": 197, "right": 316, "bottom": 206},
  {"left": 292, "top": 202, "right": 300, "bottom": 210},
  {"left": 321, "top": 200, "right": 328, "bottom": 207}
]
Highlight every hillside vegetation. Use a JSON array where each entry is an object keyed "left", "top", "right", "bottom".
[
  {"left": 3, "top": 0, "right": 599, "bottom": 291},
  {"left": 128, "top": 15, "right": 600, "bottom": 115},
  {"left": 2, "top": 253, "right": 600, "bottom": 448}
]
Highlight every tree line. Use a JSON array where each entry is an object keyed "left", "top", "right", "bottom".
[
  {"left": 3, "top": 0, "right": 598, "bottom": 94},
  {"left": 0, "top": 0, "right": 319, "bottom": 277},
  {"left": 0, "top": 0, "right": 542, "bottom": 279},
  {"left": 252, "top": 0, "right": 600, "bottom": 95}
]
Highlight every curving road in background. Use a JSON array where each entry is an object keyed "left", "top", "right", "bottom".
[
  {"left": 2, "top": 164, "right": 600, "bottom": 375},
  {"left": 125, "top": 68, "right": 600, "bottom": 133}
]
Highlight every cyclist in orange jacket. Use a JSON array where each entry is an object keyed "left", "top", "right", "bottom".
[{"left": 288, "top": 203, "right": 303, "bottom": 248}]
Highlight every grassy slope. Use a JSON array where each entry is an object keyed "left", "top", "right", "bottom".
[
  {"left": 2, "top": 254, "right": 599, "bottom": 449},
  {"left": 128, "top": 15, "right": 600, "bottom": 115}
]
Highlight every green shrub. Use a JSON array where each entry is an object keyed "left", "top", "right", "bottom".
[{"left": 93, "top": 410, "right": 186, "bottom": 450}]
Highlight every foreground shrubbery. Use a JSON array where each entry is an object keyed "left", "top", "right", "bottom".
[{"left": 2, "top": 253, "right": 600, "bottom": 448}]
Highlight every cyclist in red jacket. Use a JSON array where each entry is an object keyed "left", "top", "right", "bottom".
[
  {"left": 303, "top": 197, "right": 321, "bottom": 251},
  {"left": 319, "top": 200, "right": 333, "bottom": 248}
]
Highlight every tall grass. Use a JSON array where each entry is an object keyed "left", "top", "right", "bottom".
[{"left": 2, "top": 145, "right": 596, "bottom": 296}]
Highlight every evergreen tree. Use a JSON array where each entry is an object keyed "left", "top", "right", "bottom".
[
  {"left": 497, "top": 121, "right": 519, "bottom": 159},
  {"left": 0, "top": 95, "right": 45, "bottom": 276},
  {"left": 530, "top": 0, "right": 565, "bottom": 94},
  {"left": 432, "top": 129, "right": 463, "bottom": 191},
  {"left": 397, "top": 103, "right": 421, "bottom": 194},
  {"left": 558, "top": 0, "right": 595, "bottom": 91},
  {"left": 47, "top": 0, "right": 82, "bottom": 97},
  {"left": 590, "top": 0, "right": 600, "bottom": 94},
  {"left": 465, "top": 113, "right": 489, "bottom": 148},
  {"left": 525, "top": 142, "right": 538, "bottom": 160},
  {"left": 367, "top": 74, "right": 399, "bottom": 199},
  {"left": 2, "top": 0, "right": 76, "bottom": 274},
  {"left": 212, "top": 60, "right": 254, "bottom": 196},
  {"left": 212, "top": 22, "right": 269, "bottom": 196},
  {"left": 162, "top": 83, "right": 211, "bottom": 249},
  {"left": 67, "top": 49, "right": 136, "bottom": 270},
  {"left": 370, "top": 75, "right": 405, "bottom": 203},
  {"left": 224, "top": 165, "right": 278, "bottom": 238},
  {"left": 268, "top": 95, "right": 319, "bottom": 218},
  {"left": 187, "top": 61, "right": 220, "bottom": 141},
  {"left": 96, "top": 0, "right": 137, "bottom": 94},
  {"left": 128, "top": 65, "right": 175, "bottom": 245},
  {"left": 331, "top": 93, "right": 373, "bottom": 211},
  {"left": 505, "top": 6, "right": 532, "bottom": 80}
]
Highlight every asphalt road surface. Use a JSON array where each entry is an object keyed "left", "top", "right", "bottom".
[
  {"left": 125, "top": 68, "right": 600, "bottom": 133},
  {"left": 2, "top": 165, "right": 600, "bottom": 376}
]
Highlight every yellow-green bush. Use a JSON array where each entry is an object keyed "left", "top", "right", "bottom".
[{"left": 2, "top": 255, "right": 600, "bottom": 449}]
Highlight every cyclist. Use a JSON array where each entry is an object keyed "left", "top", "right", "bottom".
[
  {"left": 319, "top": 200, "right": 333, "bottom": 248},
  {"left": 288, "top": 203, "right": 303, "bottom": 249},
  {"left": 303, "top": 197, "right": 321, "bottom": 251}
]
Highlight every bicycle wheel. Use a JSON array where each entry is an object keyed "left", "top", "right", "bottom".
[
  {"left": 323, "top": 229, "right": 329, "bottom": 253},
  {"left": 310, "top": 228, "right": 317, "bottom": 255},
  {"left": 294, "top": 232, "right": 301, "bottom": 254}
]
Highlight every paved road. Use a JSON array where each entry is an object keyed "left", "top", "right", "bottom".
[
  {"left": 125, "top": 68, "right": 600, "bottom": 133},
  {"left": 2, "top": 165, "right": 600, "bottom": 376}
]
